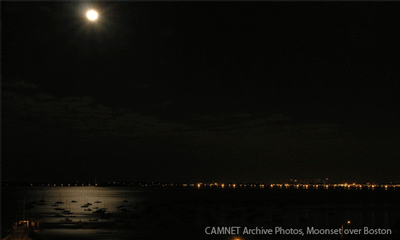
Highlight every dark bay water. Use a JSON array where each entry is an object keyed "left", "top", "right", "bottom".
[{"left": 2, "top": 186, "right": 400, "bottom": 240}]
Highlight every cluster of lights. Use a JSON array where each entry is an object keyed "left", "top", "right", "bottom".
[
  {"left": 193, "top": 182, "right": 399, "bottom": 190},
  {"left": 26, "top": 182, "right": 400, "bottom": 190}
]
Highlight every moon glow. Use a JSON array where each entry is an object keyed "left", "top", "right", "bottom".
[{"left": 86, "top": 10, "right": 98, "bottom": 21}]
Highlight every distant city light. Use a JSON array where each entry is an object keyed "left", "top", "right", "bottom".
[{"left": 11, "top": 181, "right": 400, "bottom": 190}]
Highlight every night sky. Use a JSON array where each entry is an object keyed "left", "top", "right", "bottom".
[{"left": 3, "top": 2, "right": 399, "bottom": 184}]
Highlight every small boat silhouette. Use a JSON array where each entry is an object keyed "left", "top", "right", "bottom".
[
  {"left": 93, "top": 208, "right": 107, "bottom": 214},
  {"left": 55, "top": 192, "right": 64, "bottom": 204},
  {"left": 60, "top": 218, "right": 72, "bottom": 223}
]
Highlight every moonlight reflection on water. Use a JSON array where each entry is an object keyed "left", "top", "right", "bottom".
[{"left": 2, "top": 187, "right": 400, "bottom": 240}]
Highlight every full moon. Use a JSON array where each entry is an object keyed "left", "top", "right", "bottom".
[{"left": 86, "top": 10, "right": 98, "bottom": 21}]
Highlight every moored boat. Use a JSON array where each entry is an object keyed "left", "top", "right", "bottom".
[
  {"left": 93, "top": 208, "right": 107, "bottom": 214},
  {"left": 59, "top": 218, "right": 73, "bottom": 223}
]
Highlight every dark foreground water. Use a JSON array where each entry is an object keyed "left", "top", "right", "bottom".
[{"left": 2, "top": 186, "right": 400, "bottom": 240}]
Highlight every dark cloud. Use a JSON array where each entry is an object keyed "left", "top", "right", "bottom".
[{"left": 3, "top": 81, "right": 38, "bottom": 89}]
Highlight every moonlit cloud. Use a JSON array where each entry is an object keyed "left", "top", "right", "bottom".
[
  {"left": 3, "top": 80, "right": 37, "bottom": 89},
  {"left": 3, "top": 81, "right": 191, "bottom": 139}
]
